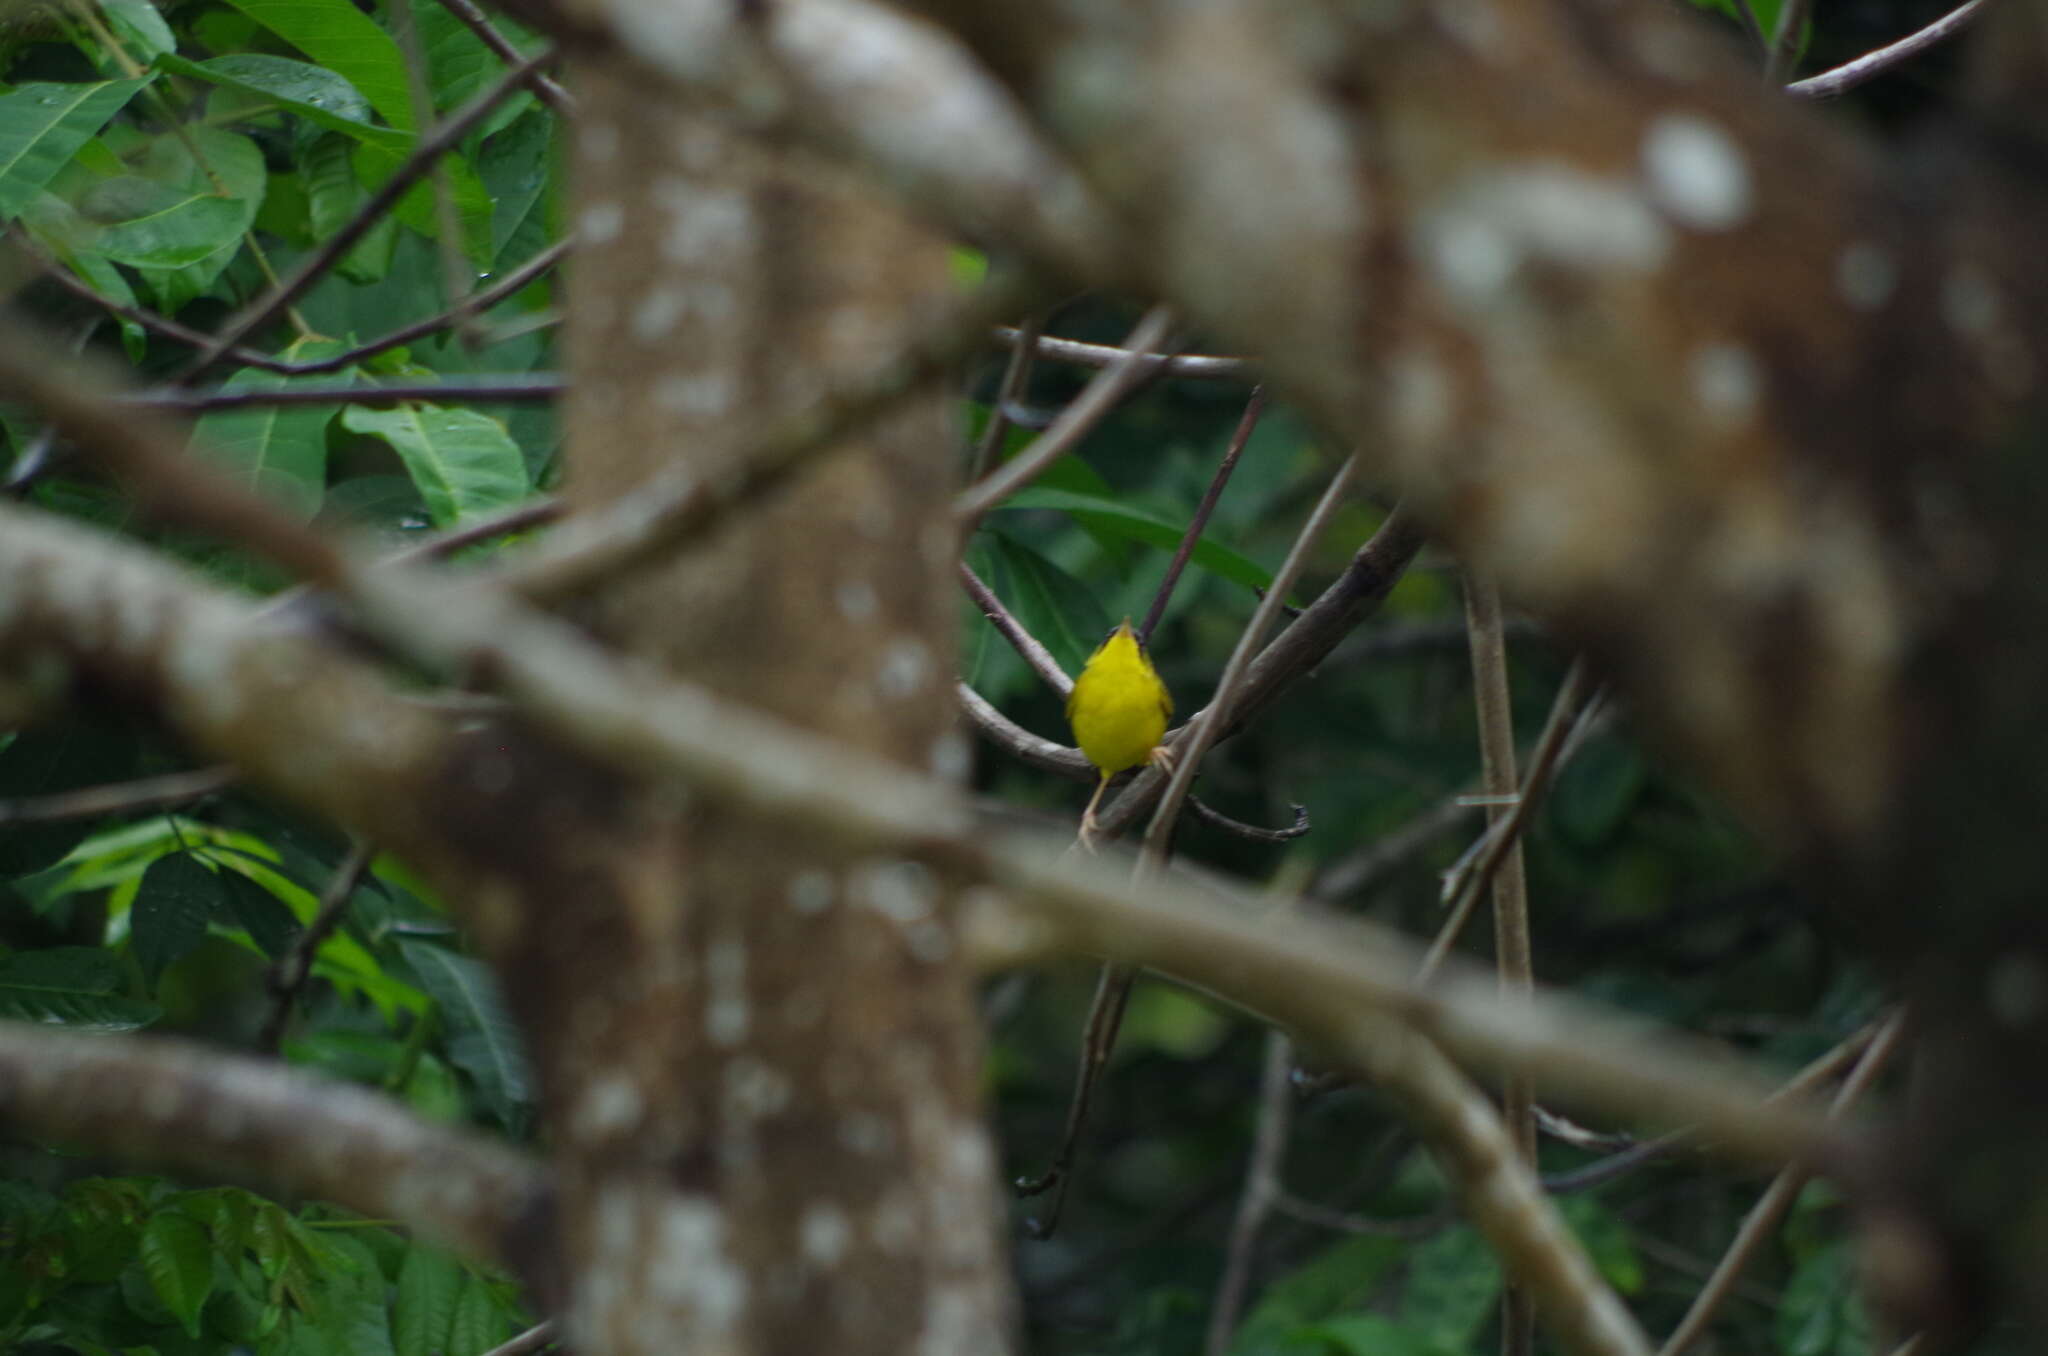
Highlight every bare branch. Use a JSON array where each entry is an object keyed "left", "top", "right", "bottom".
[
  {"left": 0, "top": 1024, "right": 547, "bottom": 1270},
  {"left": 1785, "top": 0, "right": 1987, "bottom": 98}
]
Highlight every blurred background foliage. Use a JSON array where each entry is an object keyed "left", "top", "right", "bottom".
[{"left": 0, "top": 0, "right": 1981, "bottom": 1352}]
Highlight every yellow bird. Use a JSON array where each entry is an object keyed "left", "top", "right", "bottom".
[{"left": 1067, "top": 618, "right": 1174, "bottom": 845}]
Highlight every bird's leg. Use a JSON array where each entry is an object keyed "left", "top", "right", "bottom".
[
  {"left": 1077, "top": 772, "right": 1111, "bottom": 852},
  {"left": 1147, "top": 742, "right": 1177, "bottom": 778}
]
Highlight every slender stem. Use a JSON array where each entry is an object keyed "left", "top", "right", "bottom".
[
  {"left": 433, "top": 0, "right": 575, "bottom": 113},
  {"left": 955, "top": 306, "right": 1177, "bottom": 526},
  {"left": 995, "top": 328, "right": 1250, "bottom": 381},
  {"left": 1205, "top": 1029, "right": 1296, "bottom": 1356},
  {"left": 969, "top": 310, "right": 1043, "bottom": 481},
  {"left": 1142, "top": 452, "right": 1361, "bottom": 862},
  {"left": 259, "top": 839, "right": 378, "bottom": 1054},
  {"left": 0, "top": 766, "right": 238, "bottom": 824},
  {"left": 1139, "top": 385, "right": 1265, "bottom": 645},
  {"left": 959, "top": 560, "right": 1071, "bottom": 695},
  {"left": 1763, "top": 0, "right": 1814, "bottom": 81},
  {"left": 1420, "top": 660, "right": 1597, "bottom": 981},
  {"left": 1462, "top": 572, "right": 1537, "bottom": 1356},
  {"left": 1783, "top": 0, "right": 1986, "bottom": 97},
  {"left": 1657, "top": 1010, "right": 1908, "bottom": 1356},
  {"left": 124, "top": 376, "right": 564, "bottom": 411}
]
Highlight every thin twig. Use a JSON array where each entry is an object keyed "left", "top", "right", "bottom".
[
  {"left": 1419, "top": 661, "right": 1598, "bottom": 981},
  {"left": 478, "top": 1319, "right": 560, "bottom": 1356},
  {"left": 1188, "top": 798, "right": 1309, "bottom": 842},
  {"left": 1657, "top": 1011, "right": 1907, "bottom": 1356},
  {"left": 1783, "top": 0, "right": 1986, "bottom": 97},
  {"left": 1139, "top": 385, "right": 1265, "bottom": 645},
  {"left": 1205, "top": 1029, "right": 1297, "bottom": 1356},
  {"left": 970, "top": 311, "right": 1043, "bottom": 481},
  {"left": 181, "top": 50, "right": 557, "bottom": 379},
  {"left": 1462, "top": 572, "right": 1537, "bottom": 1356},
  {"left": 0, "top": 766, "right": 238, "bottom": 824},
  {"left": 124, "top": 375, "right": 564, "bottom": 411},
  {"left": 955, "top": 306, "right": 1177, "bottom": 526},
  {"left": 959, "top": 560, "right": 1071, "bottom": 695},
  {"left": 1143, "top": 453, "right": 1361, "bottom": 857},
  {"left": 996, "top": 328, "right": 1250, "bottom": 381},
  {"left": 259, "top": 840, "right": 378, "bottom": 1054},
  {"left": 433, "top": 0, "right": 574, "bottom": 113}
]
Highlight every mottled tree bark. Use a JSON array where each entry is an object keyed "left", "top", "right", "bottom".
[{"left": 522, "top": 56, "right": 1010, "bottom": 1355}]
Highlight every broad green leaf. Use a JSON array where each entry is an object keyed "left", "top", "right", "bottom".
[
  {"left": 139, "top": 1211, "right": 215, "bottom": 1338},
  {"left": 1231, "top": 1236, "right": 1404, "bottom": 1356},
  {"left": 391, "top": 1245, "right": 462, "bottom": 1356},
  {"left": 219, "top": 0, "right": 415, "bottom": 130},
  {"left": 23, "top": 193, "right": 147, "bottom": 358},
  {"left": 0, "top": 78, "right": 151, "bottom": 221},
  {"left": 350, "top": 135, "right": 496, "bottom": 260},
  {"left": 192, "top": 338, "right": 356, "bottom": 519},
  {"left": 478, "top": 107, "right": 554, "bottom": 267},
  {"left": 0, "top": 947, "right": 161, "bottom": 1030},
  {"left": 102, "top": 0, "right": 178, "bottom": 62},
  {"left": 1559, "top": 1195, "right": 1645, "bottom": 1296},
  {"left": 212, "top": 867, "right": 302, "bottom": 958},
  {"left": 1777, "top": 1240, "right": 1870, "bottom": 1356},
  {"left": 399, "top": 939, "right": 533, "bottom": 1123},
  {"left": 1287, "top": 1315, "right": 1460, "bottom": 1356},
  {"left": 0, "top": 719, "right": 146, "bottom": 876},
  {"left": 81, "top": 176, "right": 248, "bottom": 268},
  {"left": 157, "top": 53, "right": 406, "bottom": 153},
  {"left": 997, "top": 486, "right": 1278, "bottom": 595},
  {"left": 1119, "top": 987, "right": 1229, "bottom": 1060},
  {"left": 1552, "top": 732, "right": 1649, "bottom": 845},
  {"left": 984, "top": 530, "right": 1109, "bottom": 679},
  {"left": 397, "top": 0, "right": 497, "bottom": 113},
  {"left": 341, "top": 403, "right": 531, "bottom": 526},
  {"left": 132, "top": 852, "right": 221, "bottom": 983},
  {"left": 1398, "top": 1225, "right": 1502, "bottom": 1349},
  {"left": 447, "top": 1270, "right": 511, "bottom": 1355}
]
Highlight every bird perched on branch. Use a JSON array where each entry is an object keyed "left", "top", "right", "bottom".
[{"left": 1067, "top": 618, "right": 1174, "bottom": 847}]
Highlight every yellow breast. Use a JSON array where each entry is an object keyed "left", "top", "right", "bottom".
[{"left": 1067, "top": 620, "right": 1173, "bottom": 776}]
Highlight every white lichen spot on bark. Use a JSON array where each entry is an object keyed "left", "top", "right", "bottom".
[
  {"left": 1688, "top": 343, "right": 1762, "bottom": 427},
  {"left": 876, "top": 637, "right": 931, "bottom": 700},
  {"left": 834, "top": 579, "right": 878, "bottom": 622},
  {"left": 580, "top": 201, "right": 623, "bottom": 245},
  {"left": 653, "top": 371, "right": 736, "bottom": 420},
  {"left": 1941, "top": 265, "right": 2000, "bottom": 338},
  {"left": 786, "top": 869, "right": 836, "bottom": 915},
  {"left": 869, "top": 1191, "right": 918, "bottom": 1254},
  {"left": 916, "top": 1283, "right": 998, "bottom": 1356},
  {"left": 573, "top": 1071, "right": 647, "bottom": 1139},
  {"left": 852, "top": 859, "right": 937, "bottom": 923},
  {"left": 631, "top": 288, "right": 686, "bottom": 342},
  {"left": 929, "top": 731, "right": 972, "bottom": 782},
  {"left": 1835, "top": 242, "right": 1898, "bottom": 311},
  {"left": 839, "top": 1111, "right": 894, "bottom": 1157},
  {"left": 722, "top": 1054, "right": 793, "bottom": 1122},
  {"left": 649, "top": 1196, "right": 750, "bottom": 1337},
  {"left": 706, "top": 937, "right": 750, "bottom": 1047},
  {"left": 1419, "top": 165, "right": 1669, "bottom": 305},
  {"left": 800, "top": 1202, "right": 853, "bottom": 1268},
  {"left": 653, "top": 181, "right": 754, "bottom": 265},
  {"left": 580, "top": 120, "right": 619, "bottom": 163},
  {"left": 1641, "top": 113, "right": 1753, "bottom": 231}
]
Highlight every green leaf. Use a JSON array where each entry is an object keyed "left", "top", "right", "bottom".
[
  {"left": 1777, "top": 1241, "right": 1870, "bottom": 1356},
  {"left": 1231, "top": 1235, "right": 1404, "bottom": 1356},
  {"left": 192, "top": 339, "right": 355, "bottom": 519},
  {"left": 157, "top": 53, "right": 407, "bottom": 152},
  {"left": 0, "top": 947, "right": 161, "bottom": 1030},
  {"left": 983, "top": 530, "right": 1109, "bottom": 679},
  {"left": 218, "top": 0, "right": 415, "bottom": 130},
  {"left": 398, "top": 939, "right": 533, "bottom": 1123},
  {"left": 0, "top": 719, "right": 146, "bottom": 876},
  {"left": 101, "top": 0, "right": 177, "bottom": 61},
  {"left": 390, "top": 1245, "right": 462, "bottom": 1356},
  {"left": 398, "top": 0, "right": 499, "bottom": 113},
  {"left": 1288, "top": 1315, "right": 1461, "bottom": 1356},
  {"left": 341, "top": 403, "right": 531, "bottom": 526},
  {"left": 1559, "top": 1195, "right": 1645, "bottom": 1296},
  {"left": 350, "top": 135, "right": 496, "bottom": 260},
  {"left": 81, "top": 176, "right": 248, "bottom": 268},
  {"left": 478, "top": 107, "right": 554, "bottom": 267},
  {"left": 212, "top": 867, "right": 303, "bottom": 958},
  {"left": 133, "top": 852, "right": 222, "bottom": 983},
  {"left": 1551, "top": 733, "right": 1649, "bottom": 845},
  {"left": 1398, "top": 1225, "right": 1502, "bottom": 1349},
  {"left": 0, "top": 78, "right": 152, "bottom": 221},
  {"left": 997, "top": 486, "right": 1278, "bottom": 595},
  {"left": 139, "top": 1211, "right": 215, "bottom": 1339},
  {"left": 447, "top": 1269, "right": 510, "bottom": 1354}
]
